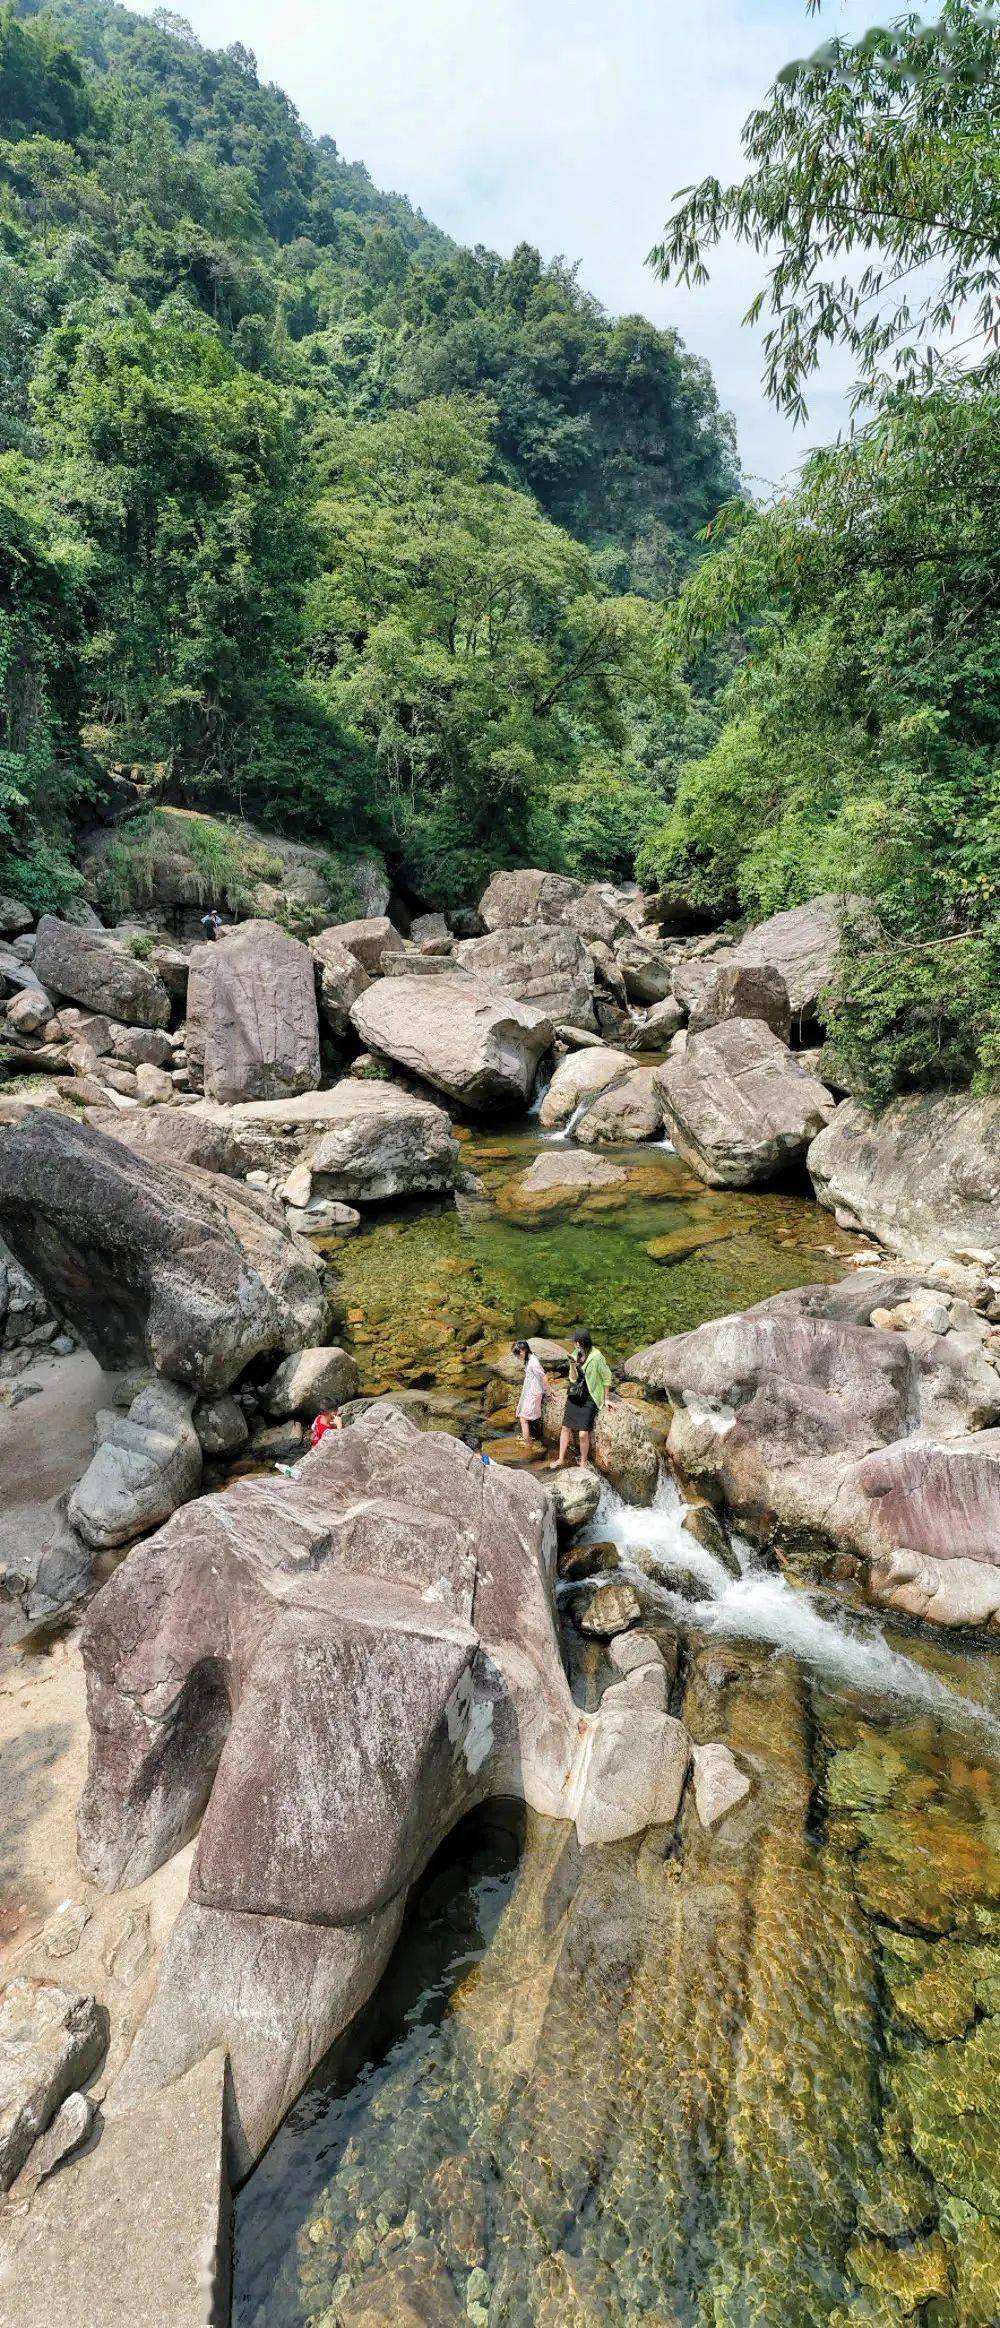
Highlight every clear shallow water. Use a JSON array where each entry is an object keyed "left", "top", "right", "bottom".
[{"left": 234, "top": 1126, "right": 1000, "bottom": 2327}]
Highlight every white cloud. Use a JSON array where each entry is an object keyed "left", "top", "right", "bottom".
[{"left": 129, "top": 0, "right": 875, "bottom": 483}]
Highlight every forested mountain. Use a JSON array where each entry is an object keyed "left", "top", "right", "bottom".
[{"left": 0, "top": 0, "right": 738, "bottom": 909}]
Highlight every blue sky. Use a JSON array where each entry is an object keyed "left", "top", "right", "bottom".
[{"left": 132, "top": 0, "right": 876, "bottom": 486}]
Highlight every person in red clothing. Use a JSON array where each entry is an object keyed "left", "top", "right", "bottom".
[
  {"left": 276, "top": 1407, "right": 343, "bottom": 1478},
  {"left": 310, "top": 1408, "right": 342, "bottom": 1449}
]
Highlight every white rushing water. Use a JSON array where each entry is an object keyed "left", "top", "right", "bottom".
[{"left": 581, "top": 1475, "right": 1000, "bottom": 1743}]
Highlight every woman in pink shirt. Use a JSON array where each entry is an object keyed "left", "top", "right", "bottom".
[{"left": 513, "top": 1340, "right": 548, "bottom": 1445}]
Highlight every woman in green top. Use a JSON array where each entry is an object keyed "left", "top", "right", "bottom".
[{"left": 552, "top": 1329, "right": 613, "bottom": 1470}]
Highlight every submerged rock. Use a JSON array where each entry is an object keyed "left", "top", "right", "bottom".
[{"left": 691, "top": 1742, "right": 751, "bottom": 1829}]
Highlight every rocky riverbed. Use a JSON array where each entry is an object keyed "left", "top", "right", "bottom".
[{"left": 2, "top": 866, "right": 1000, "bottom": 2327}]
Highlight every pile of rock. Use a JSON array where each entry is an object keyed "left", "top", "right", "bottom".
[{"left": 627, "top": 1268, "right": 1000, "bottom": 1629}]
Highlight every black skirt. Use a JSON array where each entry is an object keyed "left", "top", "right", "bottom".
[{"left": 564, "top": 1385, "right": 598, "bottom": 1434}]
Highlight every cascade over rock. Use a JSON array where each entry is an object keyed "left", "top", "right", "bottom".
[{"left": 626, "top": 1271, "right": 1000, "bottom": 1625}]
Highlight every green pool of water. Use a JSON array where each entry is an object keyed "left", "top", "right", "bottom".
[
  {"left": 333, "top": 1128, "right": 858, "bottom": 1410},
  {"left": 233, "top": 1126, "right": 1000, "bottom": 2327}
]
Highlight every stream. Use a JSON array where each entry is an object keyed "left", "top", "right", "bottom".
[{"left": 233, "top": 1124, "right": 1000, "bottom": 2327}]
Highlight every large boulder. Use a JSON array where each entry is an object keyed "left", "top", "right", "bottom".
[
  {"left": 186, "top": 921, "right": 320, "bottom": 1105},
  {"left": 675, "top": 895, "right": 871, "bottom": 1028},
  {"left": 537, "top": 1046, "right": 633, "bottom": 1132},
  {"left": 626, "top": 1272, "right": 1000, "bottom": 1626},
  {"left": 454, "top": 925, "right": 597, "bottom": 1032},
  {"left": 78, "top": 1405, "right": 691, "bottom": 2168},
  {"left": 0, "top": 1112, "right": 326, "bottom": 1394},
  {"left": 350, "top": 975, "right": 552, "bottom": 1113},
  {"left": 304, "top": 1080, "right": 459, "bottom": 1204},
  {"left": 688, "top": 962, "right": 792, "bottom": 1044},
  {"left": 614, "top": 934, "right": 674, "bottom": 1005},
  {"left": 478, "top": 869, "right": 585, "bottom": 931},
  {"left": 33, "top": 917, "right": 170, "bottom": 1031},
  {"left": 68, "top": 1383, "right": 202, "bottom": 1551},
  {"left": 260, "top": 1345, "right": 360, "bottom": 1419},
  {"left": 322, "top": 917, "right": 404, "bottom": 977},
  {"left": 655, "top": 1018, "right": 835, "bottom": 1187},
  {"left": 809, "top": 1092, "right": 1000, "bottom": 1270},
  {"left": 309, "top": 931, "right": 370, "bottom": 1041},
  {"left": 577, "top": 1067, "right": 664, "bottom": 1145}
]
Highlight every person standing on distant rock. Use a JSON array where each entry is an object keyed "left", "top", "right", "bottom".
[
  {"left": 200, "top": 907, "right": 222, "bottom": 941},
  {"left": 513, "top": 1339, "right": 547, "bottom": 1444},
  {"left": 552, "top": 1330, "right": 612, "bottom": 1471}
]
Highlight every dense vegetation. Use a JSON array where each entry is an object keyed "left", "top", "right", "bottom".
[
  {"left": 645, "top": 1, "right": 1000, "bottom": 1102},
  {"left": 0, "top": 0, "right": 737, "bottom": 910}
]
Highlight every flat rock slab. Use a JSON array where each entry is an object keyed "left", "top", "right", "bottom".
[{"left": 0, "top": 2046, "right": 230, "bottom": 2328}]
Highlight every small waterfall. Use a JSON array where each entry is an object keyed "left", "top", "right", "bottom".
[
  {"left": 550, "top": 1097, "right": 590, "bottom": 1144},
  {"left": 583, "top": 1476, "right": 1000, "bottom": 1743}
]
